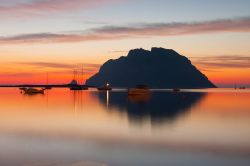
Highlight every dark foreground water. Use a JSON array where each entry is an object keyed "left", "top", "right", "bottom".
[{"left": 0, "top": 88, "right": 250, "bottom": 166}]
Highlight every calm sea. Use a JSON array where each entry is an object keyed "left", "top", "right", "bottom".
[{"left": 0, "top": 88, "right": 250, "bottom": 166}]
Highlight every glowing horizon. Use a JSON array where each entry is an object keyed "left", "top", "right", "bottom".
[{"left": 0, "top": 0, "right": 249, "bottom": 87}]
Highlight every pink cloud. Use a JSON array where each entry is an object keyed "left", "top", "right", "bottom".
[
  {"left": 0, "top": 17, "right": 249, "bottom": 44},
  {"left": 0, "top": 0, "right": 119, "bottom": 18}
]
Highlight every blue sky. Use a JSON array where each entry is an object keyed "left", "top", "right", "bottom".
[{"left": 1, "top": 0, "right": 250, "bottom": 35}]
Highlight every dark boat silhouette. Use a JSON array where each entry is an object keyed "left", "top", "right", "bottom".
[
  {"left": 173, "top": 88, "right": 181, "bottom": 92},
  {"left": 128, "top": 85, "right": 151, "bottom": 95},
  {"left": 235, "top": 84, "right": 247, "bottom": 90},
  {"left": 70, "top": 85, "right": 88, "bottom": 91},
  {"left": 69, "top": 79, "right": 88, "bottom": 91},
  {"left": 44, "top": 86, "right": 52, "bottom": 90},
  {"left": 97, "top": 82, "right": 112, "bottom": 91},
  {"left": 20, "top": 87, "right": 45, "bottom": 94}
]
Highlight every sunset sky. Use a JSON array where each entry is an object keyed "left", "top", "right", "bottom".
[{"left": 0, "top": 0, "right": 249, "bottom": 87}]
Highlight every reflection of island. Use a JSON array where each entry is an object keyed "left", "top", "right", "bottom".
[{"left": 94, "top": 91, "right": 206, "bottom": 125}]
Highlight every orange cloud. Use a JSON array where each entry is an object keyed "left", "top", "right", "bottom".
[
  {"left": 0, "top": 17, "right": 249, "bottom": 44},
  {"left": 191, "top": 55, "right": 250, "bottom": 69},
  {"left": 192, "top": 56, "right": 250, "bottom": 87}
]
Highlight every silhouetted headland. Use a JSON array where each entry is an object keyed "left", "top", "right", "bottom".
[{"left": 86, "top": 47, "right": 216, "bottom": 88}]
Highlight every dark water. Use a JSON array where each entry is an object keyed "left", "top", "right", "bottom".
[
  {"left": 0, "top": 88, "right": 249, "bottom": 166},
  {"left": 95, "top": 90, "right": 205, "bottom": 125}
]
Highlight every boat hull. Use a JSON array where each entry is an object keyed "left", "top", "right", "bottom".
[
  {"left": 69, "top": 85, "right": 88, "bottom": 91},
  {"left": 21, "top": 88, "right": 45, "bottom": 94},
  {"left": 128, "top": 88, "right": 151, "bottom": 95}
]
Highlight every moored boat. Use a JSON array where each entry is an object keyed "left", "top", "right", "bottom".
[
  {"left": 44, "top": 86, "right": 52, "bottom": 90},
  {"left": 98, "top": 83, "right": 112, "bottom": 91},
  {"left": 70, "top": 85, "right": 88, "bottom": 91},
  {"left": 20, "top": 88, "right": 45, "bottom": 94},
  {"left": 173, "top": 88, "right": 180, "bottom": 92},
  {"left": 128, "top": 85, "right": 151, "bottom": 95}
]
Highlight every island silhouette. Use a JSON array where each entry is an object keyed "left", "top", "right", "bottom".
[{"left": 86, "top": 47, "right": 216, "bottom": 88}]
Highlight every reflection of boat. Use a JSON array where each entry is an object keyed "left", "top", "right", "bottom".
[
  {"left": 128, "top": 94, "right": 151, "bottom": 103},
  {"left": 98, "top": 83, "right": 112, "bottom": 91},
  {"left": 20, "top": 88, "right": 45, "bottom": 94},
  {"left": 128, "top": 85, "right": 151, "bottom": 95}
]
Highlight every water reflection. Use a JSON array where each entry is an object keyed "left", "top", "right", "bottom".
[
  {"left": 1, "top": 88, "right": 250, "bottom": 163},
  {"left": 94, "top": 91, "right": 206, "bottom": 125}
]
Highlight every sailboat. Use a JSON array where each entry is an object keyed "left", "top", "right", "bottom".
[
  {"left": 45, "top": 72, "right": 52, "bottom": 90},
  {"left": 70, "top": 66, "right": 88, "bottom": 91}
]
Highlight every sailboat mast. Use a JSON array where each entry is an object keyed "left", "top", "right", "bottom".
[
  {"left": 46, "top": 72, "right": 49, "bottom": 85},
  {"left": 81, "top": 65, "right": 84, "bottom": 85},
  {"left": 73, "top": 69, "right": 76, "bottom": 80}
]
